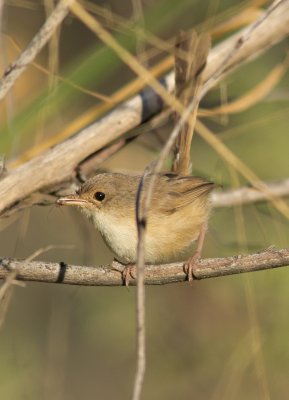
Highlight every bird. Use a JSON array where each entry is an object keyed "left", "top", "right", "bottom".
[{"left": 57, "top": 172, "right": 215, "bottom": 284}]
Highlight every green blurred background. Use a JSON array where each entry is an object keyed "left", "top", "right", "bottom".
[{"left": 1, "top": 0, "right": 289, "bottom": 399}]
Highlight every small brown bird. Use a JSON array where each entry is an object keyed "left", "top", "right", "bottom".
[{"left": 57, "top": 173, "right": 215, "bottom": 283}]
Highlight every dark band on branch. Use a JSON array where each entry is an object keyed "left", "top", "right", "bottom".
[
  {"left": 140, "top": 78, "right": 166, "bottom": 123},
  {"left": 56, "top": 261, "right": 67, "bottom": 283}
]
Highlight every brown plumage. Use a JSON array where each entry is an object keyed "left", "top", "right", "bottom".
[{"left": 57, "top": 173, "right": 215, "bottom": 266}]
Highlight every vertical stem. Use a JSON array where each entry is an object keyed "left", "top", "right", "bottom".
[{"left": 132, "top": 173, "right": 147, "bottom": 400}]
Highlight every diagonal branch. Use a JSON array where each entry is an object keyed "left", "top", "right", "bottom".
[
  {"left": 0, "top": 0, "right": 75, "bottom": 100},
  {"left": 1, "top": 247, "right": 289, "bottom": 286}
]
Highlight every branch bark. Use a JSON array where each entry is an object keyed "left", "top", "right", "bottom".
[
  {"left": 1, "top": 0, "right": 289, "bottom": 216},
  {"left": 1, "top": 247, "right": 288, "bottom": 286},
  {"left": 211, "top": 178, "right": 289, "bottom": 208}
]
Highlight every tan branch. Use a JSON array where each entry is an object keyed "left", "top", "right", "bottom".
[
  {"left": 211, "top": 178, "right": 289, "bottom": 208},
  {"left": 1, "top": 247, "right": 289, "bottom": 286}
]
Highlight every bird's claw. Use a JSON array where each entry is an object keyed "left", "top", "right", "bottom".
[
  {"left": 122, "top": 265, "right": 136, "bottom": 287},
  {"left": 184, "top": 252, "right": 201, "bottom": 283}
]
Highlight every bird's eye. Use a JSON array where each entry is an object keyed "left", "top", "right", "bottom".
[{"left": 94, "top": 191, "right": 105, "bottom": 201}]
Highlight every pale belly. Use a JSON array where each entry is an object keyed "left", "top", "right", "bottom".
[{"left": 89, "top": 210, "right": 200, "bottom": 264}]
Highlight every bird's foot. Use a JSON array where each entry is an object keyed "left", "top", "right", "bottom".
[
  {"left": 122, "top": 264, "right": 136, "bottom": 287},
  {"left": 112, "top": 260, "right": 136, "bottom": 287},
  {"left": 184, "top": 251, "right": 201, "bottom": 283}
]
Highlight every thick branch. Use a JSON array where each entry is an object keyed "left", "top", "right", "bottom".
[
  {"left": 1, "top": 247, "right": 288, "bottom": 286},
  {"left": 1, "top": 0, "right": 289, "bottom": 216}
]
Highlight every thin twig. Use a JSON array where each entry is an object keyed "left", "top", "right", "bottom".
[
  {"left": 77, "top": 138, "right": 131, "bottom": 181},
  {"left": 7, "top": 35, "right": 112, "bottom": 102},
  {"left": 132, "top": 0, "right": 147, "bottom": 67},
  {"left": 195, "top": 119, "right": 289, "bottom": 220},
  {"left": 202, "top": 0, "right": 286, "bottom": 94},
  {"left": 211, "top": 178, "right": 289, "bottom": 208},
  {"left": 69, "top": 1, "right": 182, "bottom": 114},
  {"left": 0, "top": 244, "right": 72, "bottom": 327},
  {"left": 132, "top": 170, "right": 151, "bottom": 400},
  {"left": 0, "top": 263, "right": 18, "bottom": 328},
  {"left": 0, "top": 0, "right": 75, "bottom": 101},
  {"left": 1, "top": 247, "right": 289, "bottom": 286}
]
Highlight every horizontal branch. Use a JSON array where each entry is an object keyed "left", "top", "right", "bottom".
[
  {"left": 1, "top": 247, "right": 288, "bottom": 286},
  {"left": 1, "top": 0, "right": 289, "bottom": 216},
  {"left": 211, "top": 178, "right": 289, "bottom": 208}
]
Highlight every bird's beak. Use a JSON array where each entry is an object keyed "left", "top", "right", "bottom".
[{"left": 56, "top": 194, "right": 89, "bottom": 207}]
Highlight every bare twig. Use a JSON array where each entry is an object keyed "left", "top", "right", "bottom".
[
  {"left": 0, "top": 0, "right": 75, "bottom": 101},
  {"left": 132, "top": 170, "right": 151, "bottom": 400},
  {"left": 77, "top": 138, "right": 131, "bottom": 181},
  {"left": 202, "top": 53, "right": 289, "bottom": 116},
  {"left": 1, "top": 247, "right": 289, "bottom": 286},
  {"left": 0, "top": 262, "right": 18, "bottom": 328},
  {"left": 1, "top": 1, "right": 289, "bottom": 216},
  {"left": 202, "top": 0, "right": 287, "bottom": 94},
  {"left": 211, "top": 178, "right": 289, "bottom": 208},
  {"left": 0, "top": 262, "right": 18, "bottom": 302},
  {"left": 7, "top": 36, "right": 112, "bottom": 102},
  {"left": 0, "top": 245, "right": 71, "bottom": 327},
  {"left": 195, "top": 119, "right": 289, "bottom": 220},
  {"left": 132, "top": 0, "right": 147, "bottom": 67}
]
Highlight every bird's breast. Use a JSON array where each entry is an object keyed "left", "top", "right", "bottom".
[{"left": 90, "top": 211, "right": 138, "bottom": 264}]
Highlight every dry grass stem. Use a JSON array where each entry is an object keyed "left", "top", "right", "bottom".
[
  {"left": 195, "top": 120, "right": 289, "bottom": 220},
  {"left": 0, "top": 244, "right": 71, "bottom": 327},
  {"left": 7, "top": 36, "right": 112, "bottom": 102},
  {"left": 0, "top": 0, "right": 75, "bottom": 100},
  {"left": 203, "top": 53, "right": 289, "bottom": 116}
]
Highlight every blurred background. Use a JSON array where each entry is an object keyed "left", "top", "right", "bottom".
[{"left": 1, "top": 0, "right": 289, "bottom": 399}]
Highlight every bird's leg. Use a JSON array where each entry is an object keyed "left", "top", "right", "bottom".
[{"left": 184, "top": 222, "right": 207, "bottom": 282}]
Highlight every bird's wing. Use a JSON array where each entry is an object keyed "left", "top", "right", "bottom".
[{"left": 152, "top": 174, "right": 216, "bottom": 214}]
